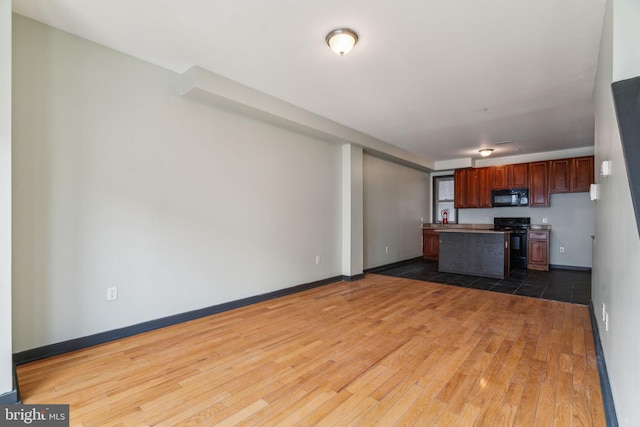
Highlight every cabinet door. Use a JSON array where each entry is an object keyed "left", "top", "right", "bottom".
[
  {"left": 527, "top": 232, "right": 549, "bottom": 271},
  {"left": 422, "top": 230, "right": 439, "bottom": 260},
  {"left": 492, "top": 165, "right": 509, "bottom": 190},
  {"left": 465, "top": 168, "right": 479, "bottom": 208},
  {"left": 478, "top": 167, "right": 493, "bottom": 208},
  {"left": 510, "top": 163, "right": 529, "bottom": 188},
  {"left": 454, "top": 169, "right": 465, "bottom": 208},
  {"left": 572, "top": 156, "right": 594, "bottom": 192},
  {"left": 529, "top": 161, "right": 550, "bottom": 207},
  {"left": 550, "top": 158, "right": 572, "bottom": 193},
  {"left": 528, "top": 239, "right": 549, "bottom": 269}
]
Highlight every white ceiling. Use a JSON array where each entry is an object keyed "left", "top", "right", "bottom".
[{"left": 12, "top": 0, "right": 606, "bottom": 163}]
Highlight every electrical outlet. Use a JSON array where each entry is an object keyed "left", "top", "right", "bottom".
[
  {"left": 605, "top": 312, "right": 609, "bottom": 331},
  {"left": 542, "top": 217, "right": 548, "bottom": 223},
  {"left": 385, "top": 246, "right": 389, "bottom": 254},
  {"left": 106, "top": 286, "right": 118, "bottom": 301},
  {"left": 559, "top": 247, "right": 565, "bottom": 253},
  {"left": 484, "top": 217, "right": 489, "bottom": 223},
  {"left": 315, "top": 255, "right": 321, "bottom": 265}
]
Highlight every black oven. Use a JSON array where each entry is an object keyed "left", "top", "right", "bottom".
[
  {"left": 508, "top": 230, "right": 528, "bottom": 269},
  {"left": 494, "top": 217, "right": 530, "bottom": 269}
]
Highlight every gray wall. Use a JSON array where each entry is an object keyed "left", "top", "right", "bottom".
[
  {"left": 12, "top": 15, "right": 345, "bottom": 352},
  {"left": 459, "top": 193, "right": 595, "bottom": 268},
  {"left": 363, "top": 154, "right": 430, "bottom": 269},
  {"left": 592, "top": 0, "right": 640, "bottom": 424},
  {"left": 0, "top": 0, "right": 12, "bottom": 397},
  {"left": 11, "top": 14, "right": 433, "bottom": 354}
]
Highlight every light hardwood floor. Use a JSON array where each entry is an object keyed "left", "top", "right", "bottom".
[{"left": 17, "top": 274, "right": 606, "bottom": 426}]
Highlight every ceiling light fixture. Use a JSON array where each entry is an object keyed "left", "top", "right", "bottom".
[
  {"left": 326, "top": 28, "right": 358, "bottom": 56},
  {"left": 479, "top": 149, "right": 494, "bottom": 157}
]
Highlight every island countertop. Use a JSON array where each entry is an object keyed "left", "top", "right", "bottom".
[
  {"left": 437, "top": 228, "right": 510, "bottom": 234},
  {"left": 422, "top": 224, "right": 509, "bottom": 234},
  {"left": 422, "top": 223, "right": 495, "bottom": 231}
]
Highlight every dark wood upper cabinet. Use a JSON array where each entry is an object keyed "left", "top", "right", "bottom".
[
  {"left": 492, "top": 163, "right": 528, "bottom": 190},
  {"left": 510, "top": 163, "right": 529, "bottom": 188},
  {"left": 454, "top": 156, "right": 591, "bottom": 209},
  {"left": 492, "top": 165, "right": 509, "bottom": 190},
  {"left": 572, "top": 156, "right": 594, "bottom": 192},
  {"left": 550, "top": 156, "right": 594, "bottom": 193},
  {"left": 477, "top": 167, "right": 493, "bottom": 208},
  {"left": 454, "top": 168, "right": 480, "bottom": 208},
  {"left": 465, "top": 168, "right": 479, "bottom": 208},
  {"left": 454, "top": 169, "right": 465, "bottom": 208},
  {"left": 550, "top": 158, "right": 572, "bottom": 193},
  {"left": 529, "top": 161, "right": 550, "bottom": 207}
]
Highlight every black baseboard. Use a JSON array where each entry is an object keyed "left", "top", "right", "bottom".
[
  {"left": 550, "top": 264, "right": 592, "bottom": 272},
  {"left": 588, "top": 303, "right": 619, "bottom": 427},
  {"left": 363, "top": 256, "right": 424, "bottom": 274},
  {"left": 13, "top": 275, "right": 346, "bottom": 366},
  {"left": 342, "top": 274, "right": 365, "bottom": 282}
]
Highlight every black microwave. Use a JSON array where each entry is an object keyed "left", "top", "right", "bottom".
[{"left": 492, "top": 188, "right": 529, "bottom": 207}]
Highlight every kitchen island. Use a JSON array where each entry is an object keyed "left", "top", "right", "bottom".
[{"left": 438, "top": 229, "right": 511, "bottom": 279}]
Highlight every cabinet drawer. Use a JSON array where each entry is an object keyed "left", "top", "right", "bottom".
[{"left": 528, "top": 231, "right": 549, "bottom": 240}]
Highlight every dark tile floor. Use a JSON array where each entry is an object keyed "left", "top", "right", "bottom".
[{"left": 370, "top": 259, "right": 591, "bottom": 305}]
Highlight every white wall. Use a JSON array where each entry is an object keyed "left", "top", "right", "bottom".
[
  {"left": 459, "top": 193, "right": 596, "bottom": 268},
  {"left": 592, "top": 0, "right": 640, "bottom": 424},
  {"left": 12, "top": 15, "right": 343, "bottom": 352},
  {"left": 0, "top": 0, "right": 13, "bottom": 398},
  {"left": 363, "top": 154, "right": 430, "bottom": 269}
]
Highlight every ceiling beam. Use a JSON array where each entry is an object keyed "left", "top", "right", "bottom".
[{"left": 180, "top": 66, "right": 435, "bottom": 172}]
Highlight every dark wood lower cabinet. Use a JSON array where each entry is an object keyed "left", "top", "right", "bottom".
[
  {"left": 422, "top": 229, "right": 440, "bottom": 260},
  {"left": 527, "top": 230, "right": 550, "bottom": 271}
]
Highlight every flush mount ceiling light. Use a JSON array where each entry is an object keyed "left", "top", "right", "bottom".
[
  {"left": 326, "top": 28, "right": 358, "bottom": 56},
  {"left": 479, "top": 149, "right": 494, "bottom": 157}
]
